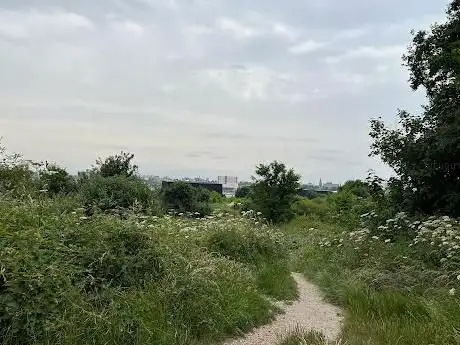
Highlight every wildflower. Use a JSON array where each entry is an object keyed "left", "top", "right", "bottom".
[
  {"left": 384, "top": 239, "right": 391, "bottom": 243},
  {"left": 449, "top": 288, "right": 456, "bottom": 296},
  {"left": 257, "top": 212, "right": 262, "bottom": 216},
  {"left": 79, "top": 216, "right": 89, "bottom": 220},
  {"left": 372, "top": 236, "right": 379, "bottom": 240},
  {"left": 457, "top": 274, "right": 460, "bottom": 281}
]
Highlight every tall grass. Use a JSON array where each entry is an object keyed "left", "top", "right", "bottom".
[
  {"left": 0, "top": 197, "right": 293, "bottom": 345},
  {"left": 285, "top": 211, "right": 460, "bottom": 345}
]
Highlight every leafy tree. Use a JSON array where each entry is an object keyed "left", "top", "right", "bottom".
[
  {"left": 96, "top": 152, "right": 138, "bottom": 178},
  {"left": 249, "top": 161, "right": 301, "bottom": 223},
  {"left": 339, "top": 180, "right": 370, "bottom": 198},
  {"left": 38, "top": 164, "right": 75, "bottom": 196},
  {"left": 0, "top": 143, "right": 37, "bottom": 198},
  {"left": 161, "top": 182, "right": 212, "bottom": 215},
  {"left": 370, "top": 0, "right": 460, "bottom": 216},
  {"left": 235, "top": 185, "right": 251, "bottom": 198},
  {"left": 81, "top": 175, "right": 159, "bottom": 214}
]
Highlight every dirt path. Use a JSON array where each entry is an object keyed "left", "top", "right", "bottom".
[{"left": 222, "top": 273, "right": 343, "bottom": 345}]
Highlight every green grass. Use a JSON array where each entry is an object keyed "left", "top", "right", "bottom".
[
  {"left": 278, "top": 329, "right": 338, "bottom": 345},
  {"left": 0, "top": 197, "right": 294, "bottom": 345},
  {"left": 284, "top": 215, "right": 460, "bottom": 345}
]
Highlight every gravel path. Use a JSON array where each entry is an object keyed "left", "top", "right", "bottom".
[{"left": 222, "top": 273, "right": 343, "bottom": 345}]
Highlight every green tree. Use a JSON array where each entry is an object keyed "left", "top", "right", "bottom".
[
  {"left": 161, "top": 182, "right": 212, "bottom": 215},
  {"left": 250, "top": 161, "right": 301, "bottom": 223},
  {"left": 81, "top": 175, "right": 159, "bottom": 214},
  {"left": 39, "top": 164, "right": 75, "bottom": 196},
  {"left": 370, "top": 0, "right": 460, "bottom": 216},
  {"left": 235, "top": 185, "right": 251, "bottom": 198},
  {"left": 96, "top": 152, "right": 138, "bottom": 178}
]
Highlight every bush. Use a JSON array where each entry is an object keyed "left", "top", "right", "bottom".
[
  {"left": 235, "top": 186, "right": 251, "bottom": 198},
  {"left": 38, "top": 164, "right": 76, "bottom": 196},
  {"left": 161, "top": 182, "right": 212, "bottom": 215},
  {"left": 0, "top": 198, "right": 285, "bottom": 345},
  {"left": 291, "top": 197, "right": 329, "bottom": 218},
  {"left": 80, "top": 175, "right": 160, "bottom": 214}
]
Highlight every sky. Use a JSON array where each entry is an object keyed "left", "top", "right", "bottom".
[{"left": 0, "top": 0, "right": 451, "bottom": 183}]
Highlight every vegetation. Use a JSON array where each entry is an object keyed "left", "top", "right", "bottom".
[
  {"left": 248, "top": 161, "right": 301, "bottom": 224},
  {"left": 235, "top": 185, "right": 251, "bottom": 198},
  {"left": 369, "top": 0, "right": 460, "bottom": 216},
  {"left": 2, "top": 2, "right": 460, "bottom": 345},
  {"left": 160, "top": 181, "right": 212, "bottom": 215},
  {"left": 280, "top": 3, "right": 460, "bottom": 344}
]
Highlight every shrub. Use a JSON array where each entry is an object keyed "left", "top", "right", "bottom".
[
  {"left": 95, "top": 151, "right": 138, "bottom": 178},
  {"left": 38, "top": 164, "right": 76, "bottom": 196},
  {"left": 0, "top": 198, "right": 285, "bottom": 345},
  {"left": 80, "top": 175, "right": 160, "bottom": 214},
  {"left": 160, "top": 182, "right": 212, "bottom": 215},
  {"left": 291, "top": 197, "right": 329, "bottom": 218},
  {"left": 235, "top": 186, "right": 251, "bottom": 198}
]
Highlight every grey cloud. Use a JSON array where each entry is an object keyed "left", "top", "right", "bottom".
[{"left": 0, "top": 0, "right": 449, "bottom": 182}]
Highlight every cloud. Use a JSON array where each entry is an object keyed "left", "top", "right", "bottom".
[
  {"left": 326, "top": 45, "right": 405, "bottom": 63},
  {"left": 289, "top": 40, "right": 327, "bottom": 55},
  {"left": 0, "top": 9, "right": 94, "bottom": 39},
  {"left": 0, "top": 0, "right": 447, "bottom": 182},
  {"left": 272, "top": 23, "right": 299, "bottom": 41},
  {"left": 110, "top": 19, "right": 145, "bottom": 36},
  {"left": 216, "top": 17, "right": 260, "bottom": 40}
]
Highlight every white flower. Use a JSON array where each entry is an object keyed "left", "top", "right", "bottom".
[
  {"left": 372, "top": 236, "right": 379, "bottom": 240},
  {"left": 449, "top": 288, "right": 456, "bottom": 296},
  {"left": 456, "top": 274, "right": 460, "bottom": 281},
  {"left": 385, "top": 239, "right": 391, "bottom": 243}
]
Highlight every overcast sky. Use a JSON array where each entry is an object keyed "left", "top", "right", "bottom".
[{"left": 0, "top": 0, "right": 450, "bottom": 182}]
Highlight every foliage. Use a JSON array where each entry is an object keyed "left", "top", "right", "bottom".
[
  {"left": 338, "top": 180, "right": 370, "bottom": 198},
  {"left": 249, "top": 161, "right": 301, "bottom": 223},
  {"left": 235, "top": 185, "right": 251, "bottom": 198},
  {"left": 287, "top": 200, "right": 460, "bottom": 345},
  {"left": 160, "top": 182, "right": 212, "bottom": 215},
  {"left": 0, "top": 198, "right": 292, "bottom": 345},
  {"left": 278, "top": 330, "right": 338, "bottom": 345},
  {"left": 38, "top": 164, "right": 76, "bottom": 196},
  {"left": 95, "top": 152, "right": 138, "bottom": 178},
  {"left": 370, "top": 0, "right": 460, "bottom": 216},
  {"left": 291, "top": 197, "right": 329, "bottom": 219},
  {"left": 0, "top": 145, "right": 37, "bottom": 198},
  {"left": 80, "top": 175, "right": 160, "bottom": 214}
]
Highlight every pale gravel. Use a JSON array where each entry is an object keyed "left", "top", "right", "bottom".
[{"left": 222, "top": 273, "right": 343, "bottom": 345}]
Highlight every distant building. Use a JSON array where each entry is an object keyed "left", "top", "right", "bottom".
[{"left": 218, "top": 176, "right": 238, "bottom": 197}]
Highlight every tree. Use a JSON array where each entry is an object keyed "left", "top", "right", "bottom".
[
  {"left": 161, "top": 182, "right": 212, "bottom": 215},
  {"left": 96, "top": 152, "right": 138, "bottom": 178},
  {"left": 38, "top": 164, "right": 75, "bottom": 196},
  {"left": 235, "top": 185, "right": 251, "bottom": 198},
  {"left": 81, "top": 175, "right": 159, "bottom": 214},
  {"left": 370, "top": 0, "right": 460, "bottom": 216},
  {"left": 249, "top": 161, "right": 301, "bottom": 223}
]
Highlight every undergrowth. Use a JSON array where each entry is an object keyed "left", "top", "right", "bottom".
[{"left": 0, "top": 198, "right": 293, "bottom": 345}]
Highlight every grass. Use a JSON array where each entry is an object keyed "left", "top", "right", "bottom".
[
  {"left": 278, "top": 329, "right": 342, "bottom": 345},
  {"left": 0, "top": 197, "right": 295, "bottom": 345},
  {"left": 283, "top": 214, "right": 460, "bottom": 345}
]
